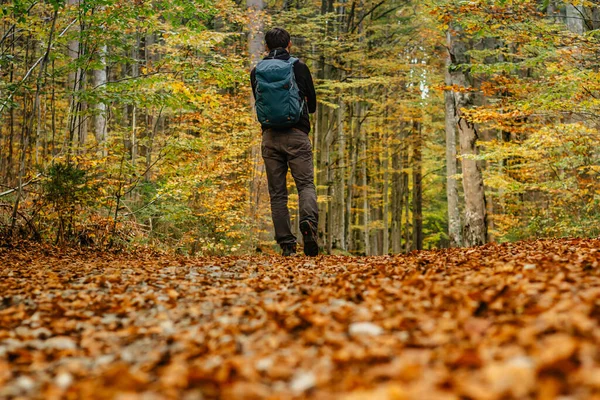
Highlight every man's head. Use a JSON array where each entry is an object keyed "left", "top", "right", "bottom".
[{"left": 265, "top": 28, "right": 291, "bottom": 51}]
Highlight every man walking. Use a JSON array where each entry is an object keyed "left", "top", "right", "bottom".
[{"left": 250, "top": 27, "right": 319, "bottom": 256}]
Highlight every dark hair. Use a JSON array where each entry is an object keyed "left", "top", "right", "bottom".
[{"left": 265, "top": 28, "right": 291, "bottom": 50}]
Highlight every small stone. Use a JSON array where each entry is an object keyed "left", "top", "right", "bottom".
[
  {"left": 349, "top": 322, "right": 383, "bottom": 337},
  {"left": 167, "top": 289, "right": 179, "bottom": 300},
  {"left": 44, "top": 336, "right": 77, "bottom": 350},
  {"left": 523, "top": 264, "right": 536, "bottom": 270},
  {"left": 396, "top": 331, "right": 410, "bottom": 342},
  {"left": 256, "top": 357, "right": 273, "bottom": 371},
  {"left": 55, "top": 372, "right": 73, "bottom": 390},
  {"left": 160, "top": 320, "right": 175, "bottom": 335},
  {"left": 16, "top": 376, "right": 35, "bottom": 392},
  {"left": 95, "top": 354, "right": 115, "bottom": 366},
  {"left": 121, "top": 349, "right": 134, "bottom": 363},
  {"left": 290, "top": 371, "right": 316, "bottom": 392},
  {"left": 15, "top": 326, "right": 31, "bottom": 338}
]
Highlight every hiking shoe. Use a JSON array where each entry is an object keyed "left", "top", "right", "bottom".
[
  {"left": 281, "top": 243, "right": 297, "bottom": 257},
  {"left": 300, "top": 220, "right": 319, "bottom": 257}
]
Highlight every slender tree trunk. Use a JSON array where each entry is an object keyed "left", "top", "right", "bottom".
[
  {"left": 412, "top": 120, "right": 423, "bottom": 250},
  {"left": 382, "top": 122, "right": 389, "bottom": 255},
  {"left": 316, "top": 103, "right": 330, "bottom": 250},
  {"left": 445, "top": 53, "right": 462, "bottom": 247},
  {"left": 131, "top": 35, "right": 140, "bottom": 167},
  {"left": 346, "top": 101, "right": 359, "bottom": 253},
  {"left": 50, "top": 58, "right": 56, "bottom": 157},
  {"left": 247, "top": 0, "right": 265, "bottom": 248},
  {"left": 10, "top": 34, "right": 32, "bottom": 234},
  {"left": 333, "top": 95, "right": 346, "bottom": 251},
  {"left": 3, "top": 20, "right": 16, "bottom": 181},
  {"left": 94, "top": 44, "right": 108, "bottom": 156},
  {"left": 361, "top": 116, "right": 369, "bottom": 255},
  {"left": 33, "top": 9, "right": 58, "bottom": 169},
  {"left": 391, "top": 139, "right": 402, "bottom": 253},
  {"left": 66, "top": 0, "right": 80, "bottom": 150},
  {"left": 391, "top": 124, "right": 407, "bottom": 254},
  {"left": 404, "top": 170, "right": 410, "bottom": 253},
  {"left": 144, "top": 34, "right": 158, "bottom": 180},
  {"left": 66, "top": 0, "right": 88, "bottom": 152}
]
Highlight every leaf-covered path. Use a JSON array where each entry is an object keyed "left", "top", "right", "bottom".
[{"left": 1, "top": 239, "right": 599, "bottom": 399}]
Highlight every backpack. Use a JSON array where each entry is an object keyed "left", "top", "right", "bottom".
[{"left": 254, "top": 57, "right": 304, "bottom": 128}]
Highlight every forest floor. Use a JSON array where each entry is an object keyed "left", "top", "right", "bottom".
[{"left": 1, "top": 239, "right": 599, "bottom": 400}]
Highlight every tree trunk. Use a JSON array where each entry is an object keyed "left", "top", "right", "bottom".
[
  {"left": 94, "top": 44, "right": 108, "bottom": 156},
  {"left": 346, "top": 95, "right": 359, "bottom": 253},
  {"left": 361, "top": 118, "right": 369, "bottom": 255},
  {"left": 66, "top": 0, "right": 82, "bottom": 151},
  {"left": 447, "top": 29, "right": 487, "bottom": 247},
  {"left": 333, "top": 95, "right": 346, "bottom": 251},
  {"left": 412, "top": 120, "right": 423, "bottom": 250},
  {"left": 404, "top": 170, "right": 410, "bottom": 253},
  {"left": 391, "top": 125, "right": 406, "bottom": 254},
  {"left": 382, "top": 122, "right": 389, "bottom": 255},
  {"left": 247, "top": 0, "right": 266, "bottom": 248},
  {"left": 444, "top": 52, "right": 462, "bottom": 247}
]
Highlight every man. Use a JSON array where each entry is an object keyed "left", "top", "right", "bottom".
[{"left": 250, "top": 27, "right": 319, "bottom": 257}]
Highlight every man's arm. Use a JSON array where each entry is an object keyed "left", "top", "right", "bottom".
[
  {"left": 295, "top": 62, "right": 317, "bottom": 114},
  {"left": 250, "top": 68, "right": 257, "bottom": 100}
]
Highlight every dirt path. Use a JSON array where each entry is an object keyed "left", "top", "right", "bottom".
[{"left": 1, "top": 239, "right": 599, "bottom": 399}]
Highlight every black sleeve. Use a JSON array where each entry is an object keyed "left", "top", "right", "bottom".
[
  {"left": 250, "top": 67, "right": 256, "bottom": 100},
  {"left": 294, "top": 61, "right": 317, "bottom": 114}
]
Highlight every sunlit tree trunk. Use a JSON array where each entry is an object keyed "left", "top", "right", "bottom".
[
  {"left": 444, "top": 53, "right": 462, "bottom": 247},
  {"left": 447, "top": 29, "right": 487, "bottom": 247},
  {"left": 94, "top": 44, "right": 108, "bottom": 157},
  {"left": 247, "top": 0, "right": 265, "bottom": 248},
  {"left": 66, "top": 0, "right": 81, "bottom": 151},
  {"left": 131, "top": 35, "right": 140, "bottom": 168}
]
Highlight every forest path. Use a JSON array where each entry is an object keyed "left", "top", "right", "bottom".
[{"left": 1, "top": 239, "right": 599, "bottom": 399}]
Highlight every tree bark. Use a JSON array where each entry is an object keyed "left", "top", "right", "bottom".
[
  {"left": 66, "top": 0, "right": 88, "bottom": 151},
  {"left": 247, "top": 0, "right": 265, "bottom": 248},
  {"left": 333, "top": 95, "right": 346, "bottom": 251},
  {"left": 444, "top": 52, "right": 462, "bottom": 247},
  {"left": 94, "top": 44, "right": 108, "bottom": 156},
  {"left": 346, "top": 98, "right": 359, "bottom": 253},
  {"left": 361, "top": 114, "right": 369, "bottom": 255},
  {"left": 412, "top": 120, "right": 423, "bottom": 250},
  {"left": 447, "top": 29, "right": 487, "bottom": 247},
  {"left": 382, "top": 120, "right": 389, "bottom": 255}
]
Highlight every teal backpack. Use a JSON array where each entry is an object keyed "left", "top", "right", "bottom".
[{"left": 254, "top": 57, "right": 304, "bottom": 128}]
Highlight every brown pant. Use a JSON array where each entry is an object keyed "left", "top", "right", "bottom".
[{"left": 261, "top": 128, "right": 318, "bottom": 247}]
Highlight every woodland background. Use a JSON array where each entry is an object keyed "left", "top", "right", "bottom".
[{"left": 0, "top": 0, "right": 598, "bottom": 255}]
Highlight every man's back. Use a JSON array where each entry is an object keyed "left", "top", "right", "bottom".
[{"left": 251, "top": 48, "right": 317, "bottom": 134}]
